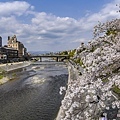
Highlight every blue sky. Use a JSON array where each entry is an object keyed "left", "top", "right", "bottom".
[
  {"left": 0, "top": 0, "right": 119, "bottom": 52},
  {"left": 26, "top": 0, "right": 112, "bottom": 18}
]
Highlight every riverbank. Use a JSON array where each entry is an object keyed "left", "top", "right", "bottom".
[
  {"left": 0, "top": 61, "right": 31, "bottom": 85},
  {"left": 56, "top": 61, "right": 81, "bottom": 120},
  {"left": 0, "top": 61, "right": 31, "bottom": 72}
]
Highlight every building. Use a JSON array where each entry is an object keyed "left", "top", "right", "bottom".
[
  {"left": 7, "top": 35, "right": 27, "bottom": 58},
  {"left": 0, "top": 47, "right": 18, "bottom": 63},
  {"left": 0, "top": 36, "right": 2, "bottom": 47}
]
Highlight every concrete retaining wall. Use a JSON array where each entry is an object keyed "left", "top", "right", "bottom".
[{"left": 0, "top": 61, "right": 31, "bottom": 72}]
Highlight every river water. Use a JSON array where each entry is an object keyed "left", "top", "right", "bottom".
[{"left": 0, "top": 61, "right": 68, "bottom": 120}]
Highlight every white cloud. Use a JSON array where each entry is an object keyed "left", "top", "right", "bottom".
[
  {"left": 0, "top": 0, "right": 120, "bottom": 51},
  {"left": 0, "top": 1, "right": 32, "bottom": 16},
  {"left": 71, "top": 38, "right": 88, "bottom": 43},
  {"left": 81, "top": 0, "right": 120, "bottom": 30}
]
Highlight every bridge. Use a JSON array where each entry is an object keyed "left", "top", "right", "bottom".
[{"left": 30, "top": 55, "right": 69, "bottom": 62}]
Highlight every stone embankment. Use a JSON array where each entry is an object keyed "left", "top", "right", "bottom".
[
  {"left": 0, "top": 61, "right": 31, "bottom": 85},
  {"left": 0, "top": 61, "right": 31, "bottom": 72}
]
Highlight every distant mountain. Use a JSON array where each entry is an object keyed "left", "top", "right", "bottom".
[{"left": 28, "top": 51, "right": 51, "bottom": 55}]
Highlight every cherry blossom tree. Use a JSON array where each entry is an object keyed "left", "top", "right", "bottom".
[{"left": 57, "top": 19, "right": 120, "bottom": 120}]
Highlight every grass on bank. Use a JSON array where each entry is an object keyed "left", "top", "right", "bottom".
[
  {"left": 0, "top": 74, "right": 4, "bottom": 79},
  {"left": 0, "top": 68, "right": 6, "bottom": 80}
]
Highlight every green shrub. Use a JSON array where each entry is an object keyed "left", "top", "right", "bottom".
[
  {"left": 106, "top": 29, "right": 117, "bottom": 36},
  {"left": 102, "top": 78, "right": 109, "bottom": 83},
  {"left": 112, "top": 85, "right": 120, "bottom": 96},
  {"left": 74, "top": 58, "right": 84, "bottom": 66},
  {"left": 68, "top": 49, "right": 76, "bottom": 58},
  {"left": 90, "top": 46, "right": 96, "bottom": 52}
]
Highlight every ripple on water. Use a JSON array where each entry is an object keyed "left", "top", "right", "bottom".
[
  {"left": 32, "top": 66, "right": 45, "bottom": 71},
  {"left": 0, "top": 62, "right": 68, "bottom": 120},
  {"left": 23, "top": 75, "right": 46, "bottom": 87}
]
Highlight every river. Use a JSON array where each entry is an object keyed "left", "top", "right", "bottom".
[{"left": 0, "top": 61, "right": 68, "bottom": 120}]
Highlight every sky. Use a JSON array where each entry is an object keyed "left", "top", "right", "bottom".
[{"left": 0, "top": 0, "right": 120, "bottom": 52}]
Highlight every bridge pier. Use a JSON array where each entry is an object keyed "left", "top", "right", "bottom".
[
  {"left": 56, "top": 57, "right": 58, "bottom": 62},
  {"left": 39, "top": 57, "right": 42, "bottom": 62}
]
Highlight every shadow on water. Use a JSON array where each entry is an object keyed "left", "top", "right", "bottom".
[{"left": 0, "top": 61, "right": 68, "bottom": 120}]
